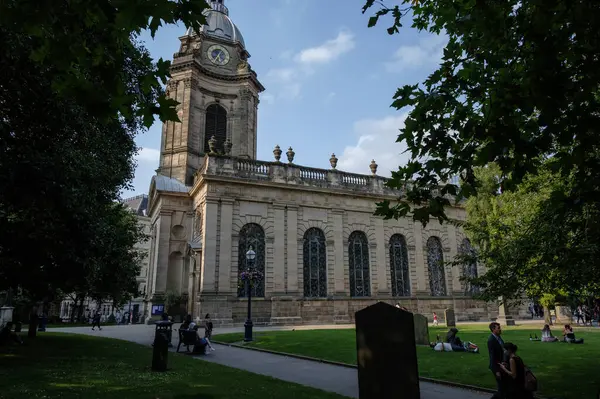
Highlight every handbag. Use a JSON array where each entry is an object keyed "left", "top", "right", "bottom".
[{"left": 524, "top": 366, "right": 538, "bottom": 392}]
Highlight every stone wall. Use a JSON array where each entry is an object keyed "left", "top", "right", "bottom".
[{"left": 196, "top": 297, "right": 498, "bottom": 327}]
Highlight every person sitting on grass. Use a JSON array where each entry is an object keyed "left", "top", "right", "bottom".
[
  {"left": 562, "top": 324, "right": 584, "bottom": 344},
  {"left": 541, "top": 324, "right": 558, "bottom": 342},
  {"left": 444, "top": 328, "right": 480, "bottom": 353},
  {"left": 446, "top": 328, "right": 465, "bottom": 351}
]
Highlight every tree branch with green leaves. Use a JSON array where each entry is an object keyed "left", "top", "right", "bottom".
[{"left": 363, "top": 0, "right": 600, "bottom": 226}]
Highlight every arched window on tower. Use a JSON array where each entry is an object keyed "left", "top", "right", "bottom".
[
  {"left": 389, "top": 234, "right": 410, "bottom": 297},
  {"left": 459, "top": 238, "right": 479, "bottom": 295},
  {"left": 348, "top": 231, "right": 370, "bottom": 297},
  {"left": 303, "top": 228, "right": 327, "bottom": 298},
  {"left": 203, "top": 104, "right": 227, "bottom": 154},
  {"left": 426, "top": 236, "right": 447, "bottom": 296}
]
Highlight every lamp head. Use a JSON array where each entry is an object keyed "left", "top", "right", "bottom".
[{"left": 246, "top": 246, "right": 256, "bottom": 261}]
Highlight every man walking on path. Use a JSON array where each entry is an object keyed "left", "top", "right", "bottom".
[
  {"left": 91, "top": 312, "right": 102, "bottom": 331},
  {"left": 487, "top": 322, "right": 505, "bottom": 399}
]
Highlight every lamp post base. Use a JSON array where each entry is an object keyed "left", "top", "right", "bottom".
[{"left": 244, "top": 319, "right": 254, "bottom": 342}]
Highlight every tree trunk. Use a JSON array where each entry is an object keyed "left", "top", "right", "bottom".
[
  {"left": 543, "top": 305, "right": 552, "bottom": 325},
  {"left": 77, "top": 298, "right": 85, "bottom": 323},
  {"left": 27, "top": 305, "right": 38, "bottom": 339}
]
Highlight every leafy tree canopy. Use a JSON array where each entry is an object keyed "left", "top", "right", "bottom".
[
  {"left": 0, "top": 0, "right": 210, "bottom": 305},
  {"left": 459, "top": 161, "right": 600, "bottom": 302},
  {"left": 0, "top": 0, "right": 209, "bottom": 127},
  {"left": 363, "top": 0, "right": 600, "bottom": 225},
  {"left": 86, "top": 203, "right": 148, "bottom": 308}
]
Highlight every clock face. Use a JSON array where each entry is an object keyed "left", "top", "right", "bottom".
[{"left": 207, "top": 44, "right": 230, "bottom": 66}]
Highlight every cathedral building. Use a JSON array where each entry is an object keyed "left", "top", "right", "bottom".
[{"left": 145, "top": 0, "right": 503, "bottom": 325}]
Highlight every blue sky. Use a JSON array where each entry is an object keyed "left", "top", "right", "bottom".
[{"left": 125, "top": 0, "right": 446, "bottom": 197}]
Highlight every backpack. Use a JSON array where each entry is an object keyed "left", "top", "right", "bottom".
[{"left": 524, "top": 366, "right": 538, "bottom": 392}]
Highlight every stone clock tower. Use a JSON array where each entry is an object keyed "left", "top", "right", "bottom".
[{"left": 157, "top": 0, "right": 265, "bottom": 185}]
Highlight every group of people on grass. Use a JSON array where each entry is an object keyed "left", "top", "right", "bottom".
[
  {"left": 430, "top": 320, "right": 587, "bottom": 397},
  {"left": 429, "top": 327, "right": 480, "bottom": 353},
  {"left": 534, "top": 323, "right": 584, "bottom": 344}
]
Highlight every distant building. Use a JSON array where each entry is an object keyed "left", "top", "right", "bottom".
[{"left": 58, "top": 195, "right": 151, "bottom": 324}]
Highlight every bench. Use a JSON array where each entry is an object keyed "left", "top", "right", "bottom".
[{"left": 176, "top": 329, "right": 197, "bottom": 353}]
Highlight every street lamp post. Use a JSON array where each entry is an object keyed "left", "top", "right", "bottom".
[{"left": 244, "top": 246, "right": 256, "bottom": 342}]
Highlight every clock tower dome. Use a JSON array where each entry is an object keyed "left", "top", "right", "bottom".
[{"left": 157, "top": 0, "right": 264, "bottom": 185}]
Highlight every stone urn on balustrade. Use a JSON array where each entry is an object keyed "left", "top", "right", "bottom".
[{"left": 273, "top": 145, "right": 282, "bottom": 162}]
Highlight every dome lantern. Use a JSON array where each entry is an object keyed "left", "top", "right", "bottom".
[{"left": 185, "top": 0, "right": 245, "bottom": 49}]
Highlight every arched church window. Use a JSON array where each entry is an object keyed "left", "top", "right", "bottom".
[
  {"left": 303, "top": 228, "right": 327, "bottom": 298},
  {"left": 203, "top": 104, "right": 227, "bottom": 154},
  {"left": 459, "top": 238, "right": 479, "bottom": 295},
  {"left": 426, "top": 236, "right": 447, "bottom": 296},
  {"left": 389, "top": 234, "right": 410, "bottom": 297},
  {"left": 237, "top": 223, "right": 265, "bottom": 298},
  {"left": 348, "top": 231, "right": 370, "bottom": 297}
]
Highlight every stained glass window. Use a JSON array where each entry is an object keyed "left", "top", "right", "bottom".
[
  {"left": 348, "top": 231, "right": 370, "bottom": 297},
  {"left": 389, "top": 234, "right": 410, "bottom": 296},
  {"left": 237, "top": 223, "right": 265, "bottom": 297},
  {"left": 459, "top": 238, "right": 479, "bottom": 295},
  {"left": 426, "top": 236, "right": 447, "bottom": 296},
  {"left": 303, "top": 228, "right": 327, "bottom": 297},
  {"left": 204, "top": 104, "right": 227, "bottom": 153}
]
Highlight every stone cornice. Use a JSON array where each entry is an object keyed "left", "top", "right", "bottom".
[
  {"left": 162, "top": 146, "right": 201, "bottom": 157},
  {"left": 170, "top": 57, "right": 265, "bottom": 92}
]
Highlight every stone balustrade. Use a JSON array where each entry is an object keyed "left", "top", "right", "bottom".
[{"left": 195, "top": 154, "right": 406, "bottom": 198}]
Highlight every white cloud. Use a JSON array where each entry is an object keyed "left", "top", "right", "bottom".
[
  {"left": 295, "top": 31, "right": 355, "bottom": 65},
  {"left": 385, "top": 33, "right": 447, "bottom": 73},
  {"left": 264, "top": 31, "right": 355, "bottom": 103},
  {"left": 337, "top": 114, "right": 411, "bottom": 177}
]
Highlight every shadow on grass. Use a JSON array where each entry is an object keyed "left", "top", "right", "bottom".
[{"left": 0, "top": 333, "right": 345, "bottom": 399}]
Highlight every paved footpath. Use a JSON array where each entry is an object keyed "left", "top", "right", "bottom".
[{"left": 50, "top": 324, "right": 490, "bottom": 399}]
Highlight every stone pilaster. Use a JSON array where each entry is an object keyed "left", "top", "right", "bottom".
[
  {"left": 446, "top": 223, "right": 461, "bottom": 295},
  {"left": 155, "top": 211, "right": 172, "bottom": 294},
  {"left": 272, "top": 203, "right": 286, "bottom": 294},
  {"left": 217, "top": 199, "right": 234, "bottom": 294},
  {"left": 331, "top": 209, "right": 346, "bottom": 296},
  {"left": 286, "top": 205, "right": 299, "bottom": 294},
  {"left": 201, "top": 199, "right": 219, "bottom": 294},
  {"left": 373, "top": 216, "right": 389, "bottom": 295},
  {"left": 413, "top": 222, "right": 428, "bottom": 295}
]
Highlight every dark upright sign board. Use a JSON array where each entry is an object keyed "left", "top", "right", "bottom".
[{"left": 355, "top": 302, "right": 420, "bottom": 399}]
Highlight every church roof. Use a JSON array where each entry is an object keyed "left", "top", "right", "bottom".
[
  {"left": 152, "top": 174, "right": 190, "bottom": 194},
  {"left": 185, "top": 0, "right": 245, "bottom": 48},
  {"left": 122, "top": 194, "right": 149, "bottom": 217}
]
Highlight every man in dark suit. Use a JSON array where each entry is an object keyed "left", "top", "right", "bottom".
[{"left": 487, "top": 322, "right": 505, "bottom": 398}]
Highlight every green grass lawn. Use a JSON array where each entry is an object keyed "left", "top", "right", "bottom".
[
  {"left": 0, "top": 333, "right": 347, "bottom": 399},
  {"left": 214, "top": 324, "right": 600, "bottom": 399}
]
